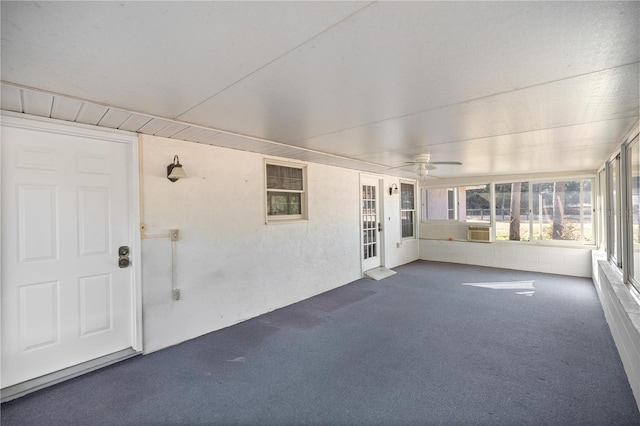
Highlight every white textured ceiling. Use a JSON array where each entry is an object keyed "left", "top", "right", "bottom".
[{"left": 1, "top": 1, "right": 639, "bottom": 180}]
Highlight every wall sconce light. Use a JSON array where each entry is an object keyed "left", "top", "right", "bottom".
[
  {"left": 389, "top": 183, "right": 399, "bottom": 196},
  {"left": 167, "top": 155, "right": 187, "bottom": 182}
]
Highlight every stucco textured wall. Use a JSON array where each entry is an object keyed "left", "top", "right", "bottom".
[{"left": 139, "top": 135, "right": 418, "bottom": 353}]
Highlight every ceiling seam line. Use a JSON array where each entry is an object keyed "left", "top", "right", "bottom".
[
  {"left": 174, "top": 1, "right": 378, "bottom": 120},
  {"left": 296, "top": 60, "right": 640, "bottom": 143},
  {"left": 355, "top": 116, "right": 640, "bottom": 158},
  {"left": 419, "top": 116, "right": 640, "bottom": 149}
]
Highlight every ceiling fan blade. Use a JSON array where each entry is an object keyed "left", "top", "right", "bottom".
[{"left": 430, "top": 161, "right": 462, "bottom": 165}]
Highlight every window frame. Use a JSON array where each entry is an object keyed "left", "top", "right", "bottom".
[
  {"left": 596, "top": 168, "right": 607, "bottom": 250},
  {"left": 400, "top": 181, "right": 416, "bottom": 239},
  {"left": 264, "top": 160, "right": 308, "bottom": 223},
  {"left": 491, "top": 177, "right": 595, "bottom": 246},
  {"left": 607, "top": 156, "right": 622, "bottom": 265},
  {"left": 624, "top": 135, "right": 640, "bottom": 293},
  {"left": 460, "top": 184, "right": 492, "bottom": 225},
  {"left": 493, "top": 181, "right": 531, "bottom": 242},
  {"left": 421, "top": 187, "right": 458, "bottom": 222},
  {"left": 420, "top": 176, "right": 595, "bottom": 247}
]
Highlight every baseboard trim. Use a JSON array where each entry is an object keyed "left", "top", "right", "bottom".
[{"left": 1, "top": 348, "right": 140, "bottom": 403}]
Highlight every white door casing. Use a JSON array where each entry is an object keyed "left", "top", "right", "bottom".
[
  {"left": 361, "top": 175, "right": 383, "bottom": 272},
  {"left": 1, "top": 114, "right": 142, "bottom": 388}
]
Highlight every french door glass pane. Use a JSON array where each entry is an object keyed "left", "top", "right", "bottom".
[{"left": 362, "top": 185, "right": 377, "bottom": 259}]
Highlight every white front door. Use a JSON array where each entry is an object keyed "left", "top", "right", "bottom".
[
  {"left": 1, "top": 116, "right": 139, "bottom": 388},
  {"left": 361, "top": 176, "right": 382, "bottom": 272}
]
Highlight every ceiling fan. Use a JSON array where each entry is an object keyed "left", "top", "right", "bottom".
[{"left": 391, "top": 153, "right": 462, "bottom": 180}]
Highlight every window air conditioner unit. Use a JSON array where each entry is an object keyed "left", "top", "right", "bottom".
[{"left": 468, "top": 226, "right": 490, "bottom": 243}]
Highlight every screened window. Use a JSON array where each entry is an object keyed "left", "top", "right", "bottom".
[
  {"left": 582, "top": 180, "right": 593, "bottom": 244},
  {"left": 531, "top": 181, "right": 587, "bottom": 242},
  {"left": 597, "top": 169, "right": 606, "bottom": 249},
  {"left": 401, "top": 182, "right": 416, "bottom": 238},
  {"left": 609, "top": 157, "right": 621, "bottom": 265},
  {"left": 494, "top": 180, "right": 592, "bottom": 244},
  {"left": 423, "top": 188, "right": 456, "bottom": 220},
  {"left": 462, "top": 184, "right": 491, "bottom": 224},
  {"left": 266, "top": 162, "right": 306, "bottom": 221},
  {"left": 494, "top": 182, "right": 530, "bottom": 241},
  {"left": 628, "top": 137, "right": 640, "bottom": 292}
]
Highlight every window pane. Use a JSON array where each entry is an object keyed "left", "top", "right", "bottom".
[
  {"left": 598, "top": 170, "right": 606, "bottom": 249},
  {"left": 582, "top": 180, "right": 592, "bottom": 243},
  {"left": 462, "top": 184, "right": 491, "bottom": 223},
  {"left": 265, "top": 162, "right": 306, "bottom": 220},
  {"left": 611, "top": 158, "right": 619, "bottom": 263},
  {"left": 267, "top": 191, "right": 301, "bottom": 216},
  {"left": 494, "top": 183, "right": 529, "bottom": 241},
  {"left": 401, "top": 183, "right": 415, "bottom": 238},
  {"left": 266, "top": 164, "right": 303, "bottom": 190},
  {"left": 533, "top": 181, "right": 582, "bottom": 241},
  {"left": 401, "top": 183, "right": 414, "bottom": 210},
  {"left": 630, "top": 140, "right": 640, "bottom": 287},
  {"left": 447, "top": 190, "right": 455, "bottom": 219},
  {"left": 425, "top": 188, "right": 455, "bottom": 220},
  {"left": 402, "top": 211, "right": 414, "bottom": 238}
]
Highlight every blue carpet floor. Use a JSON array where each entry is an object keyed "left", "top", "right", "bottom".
[{"left": 2, "top": 261, "right": 639, "bottom": 425}]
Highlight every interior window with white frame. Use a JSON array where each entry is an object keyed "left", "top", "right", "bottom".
[
  {"left": 422, "top": 187, "right": 457, "bottom": 221},
  {"left": 400, "top": 182, "right": 416, "bottom": 238},
  {"left": 265, "top": 161, "right": 307, "bottom": 221}
]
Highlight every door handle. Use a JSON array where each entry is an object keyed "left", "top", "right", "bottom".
[{"left": 118, "top": 245, "right": 130, "bottom": 268}]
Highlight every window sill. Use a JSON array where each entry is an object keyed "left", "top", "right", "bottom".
[
  {"left": 492, "top": 240, "right": 596, "bottom": 249},
  {"left": 266, "top": 219, "right": 309, "bottom": 225},
  {"left": 597, "top": 258, "right": 640, "bottom": 338},
  {"left": 420, "top": 238, "right": 595, "bottom": 250}
]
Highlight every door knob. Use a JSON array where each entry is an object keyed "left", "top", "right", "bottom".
[{"left": 118, "top": 245, "right": 130, "bottom": 268}]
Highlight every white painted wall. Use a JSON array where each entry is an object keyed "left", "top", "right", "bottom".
[
  {"left": 419, "top": 239, "right": 592, "bottom": 277},
  {"left": 592, "top": 252, "right": 640, "bottom": 411},
  {"left": 140, "top": 135, "right": 418, "bottom": 353}
]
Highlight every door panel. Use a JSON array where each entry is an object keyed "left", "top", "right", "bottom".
[{"left": 1, "top": 119, "right": 136, "bottom": 388}]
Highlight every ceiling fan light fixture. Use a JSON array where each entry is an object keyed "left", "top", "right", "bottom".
[{"left": 416, "top": 164, "right": 430, "bottom": 182}]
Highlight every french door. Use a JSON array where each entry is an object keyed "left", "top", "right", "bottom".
[{"left": 361, "top": 176, "right": 382, "bottom": 272}]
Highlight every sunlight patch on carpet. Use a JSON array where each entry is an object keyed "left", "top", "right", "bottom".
[{"left": 463, "top": 280, "right": 535, "bottom": 294}]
